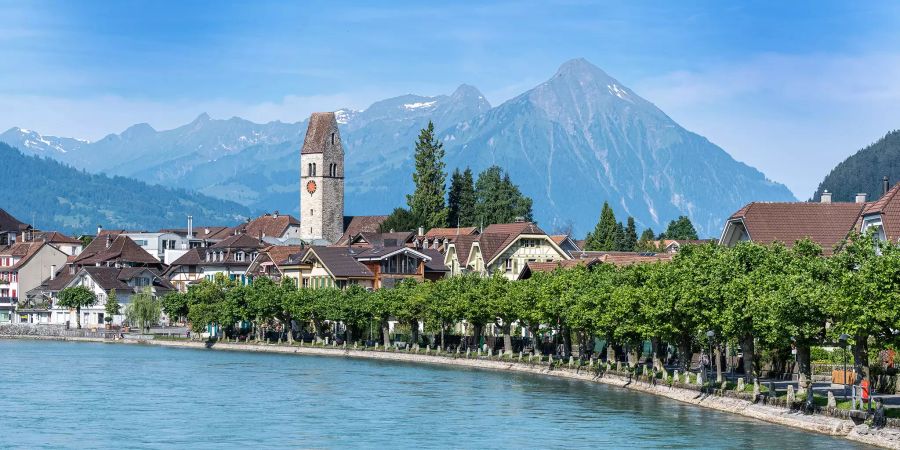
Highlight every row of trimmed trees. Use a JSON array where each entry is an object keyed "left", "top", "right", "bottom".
[{"left": 162, "top": 231, "right": 900, "bottom": 388}]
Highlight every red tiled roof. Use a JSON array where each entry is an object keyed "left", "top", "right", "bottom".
[
  {"left": 237, "top": 214, "right": 300, "bottom": 239},
  {"left": 0, "top": 208, "right": 28, "bottom": 233},
  {"left": 0, "top": 241, "right": 54, "bottom": 270},
  {"left": 210, "top": 233, "right": 264, "bottom": 250},
  {"left": 424, "top": 227, "right": 478, "bottom": 238},
  {"left": 33, "top": 231, "right": 81, "bottom": 245},
  {"left": 263, "top": 245, "right": 305, "bottom": 266},
  {"left": 862, "top": 183, "right": 900, "bottom": 241},
  {"left": 574, "top": 251, "right": 673, "bottom": 266},
  {"left": 728, "top": 202, "right": 865, "bottom": 255}
]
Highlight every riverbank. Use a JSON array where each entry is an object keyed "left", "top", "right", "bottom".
[{"left": 6, "top": 334, "right": 900, "bottom": 449}]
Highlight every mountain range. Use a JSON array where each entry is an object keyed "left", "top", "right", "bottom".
[
  {"left": 0, "top": 142, "right": 252, "bottom": 234},
  {"left": 813, "top": 130, "right": 900, "bottom": 202},
  {"left": 1, "top": 58, "right": 796, "bottom": 237}
]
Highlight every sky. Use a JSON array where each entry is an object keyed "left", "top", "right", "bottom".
[{"left": 3, "top": 0, "right": 900, "bottom": 199}]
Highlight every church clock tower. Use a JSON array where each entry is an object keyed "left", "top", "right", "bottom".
[{"left": 300, "top": 112, "right": 344, "bottom": 244}]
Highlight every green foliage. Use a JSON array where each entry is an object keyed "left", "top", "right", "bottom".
[
  {"left": 125, "top": 288, "right": 162, "bottom": 333},
  {"left": 474, "top": 166, "right": 533, "bottom": 226},
  {"left": 584, "top": 202, "right": 620, "bottom": 251},
  {"left": 660, "top": 216, "right": 699, "bottom": 240},
  {"left": 621, "top": 217, "right": 638, "bottom": 251},
  {"left": 379, "top": 207, "right": 418, "bottom": 233},
  {"left": 406, "top": 121, "right": 448, "bottom": 230},
  {"left": 0, "top": 142, "right": 252, "bottom": 235},
  {"left": 57, "top": 285, "right": 97, "bottom": 329},
  {"left": 448, "top": 167, "right": 477, "bottom": 228},
  {"left": 104, "top": 289, "right": 120, "bottom": 322},
  {"left": 636, "top": 228, "right": 658, "bottom": 252},
  {"left": 161, "top": 291, "right": 189, "bottom": 323}
]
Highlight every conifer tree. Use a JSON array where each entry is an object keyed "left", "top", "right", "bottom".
[
  {"left": 406, "top": 121, "right": 448, "bottom": 229},
  {"left": 622, "top": 217, "right": 638, "bottom": 251},
  {"left": 448, "top": 167, "right": 476, "bottom": 228},
  {"left": 584, "top": 202, "right": 619, "bottom": 251},
  {"left": 660, "top": 215, "right": 699, "bottom": 240},
  {"left": 473, "top": 166, "right": 533, "bottom": 226}
]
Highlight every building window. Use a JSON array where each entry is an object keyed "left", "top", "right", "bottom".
[
  {"left": 312, "top": 163, "right": 316, "bottom": 176},
  {"left": 505, "top": 258, "right": 513, "bottom": 272},
  {"left": 310, "top": 209, "right": 314, "bottom": 217},
  {"left": 308, "top": 163, "right": 313, "bottom": 176},
  {"left": 331, "top": 132, "right": 335, "bottom": 145},
  {"left": 235, "top": 252, "right": 244, "bottom": 262}
]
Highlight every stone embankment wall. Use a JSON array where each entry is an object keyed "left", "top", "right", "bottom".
[{"left": 3, "top": 331, "right": 900, "bottom": 449}]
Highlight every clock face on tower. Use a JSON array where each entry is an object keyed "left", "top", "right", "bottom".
[{"left": 306, "top": 180, "right": 317, "bottom": 194}]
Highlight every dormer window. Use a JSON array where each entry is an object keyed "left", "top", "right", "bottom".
[{"left": 235, "top": 252, "right": 244, "bottom": 262}]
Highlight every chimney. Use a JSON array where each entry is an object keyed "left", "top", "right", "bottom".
[
  {"left": 273, "top": 210, "right": 279, "bottom": 218},
  {"left": 50, "top": 265, "right": 56, "bottom": 280},
  {"left": 856, "top": 193, "right": 868, "bottom": 204},
  {"left": 884, "top": 176, "right": 890, "bottom": 195},
  {"left": 418, "top": 226, "right": 425, "bottom": 236},
  {"left": 187, "top": 215, "right": 193, "bottom": 238},
  {"left": 97, "top": 224, "right": 103, "bottom": 236},
  {"left": 106, "top": 234, "right": 112, "bottom": 248},
  {"left": 820, "top": 190, "right": 832, "bottom": 203}
]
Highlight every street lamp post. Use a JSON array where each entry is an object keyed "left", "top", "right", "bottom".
[
  {"left": 839, "top": 334, "right": 849, "bottom": 401},
  {"left": 706, "top": 330, "right": 715, "bottom": 391}
]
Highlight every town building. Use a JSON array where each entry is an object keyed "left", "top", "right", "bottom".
[
  {"left": 416, "top": 226, "right": 479, "bottom": 251},
  {"left": 235, "top": 212, "right": 303, "bottom": 245},
  {"left": 0, "top": 240, "right": 68, "bottom": 323},
  {"left": 32, "top": 231, "right": 83, "bottom": 256},
  {"left": 72, "top": 233, "right": 163, "bottom": 268},
  {"left": 444, "top": 221, "right": 571, "bottom": 280},
  {"left": 719, "top": 189, "right": 868, "bottom": 255},
  {"left": 335, "top": 215, "right": 389, "bottom": 245},
  {"left": 25, "top": 266, "right": 174, "bottom": 327},
  {"left": 165, "top": 233, "right": 265, "bottom": 289},
  {"left": 246, "top": 245, "right": 306, "bottom": 287},
  {"left": 300, "top": 112, "right": 345, "bottom": 244}
]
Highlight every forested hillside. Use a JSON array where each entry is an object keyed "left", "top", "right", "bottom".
[
  {"left": 814, "top": 130, "right": 900, "bottom": 201},
  {"left": 0, "top": 143, "right": 252, "bottom": 234}
]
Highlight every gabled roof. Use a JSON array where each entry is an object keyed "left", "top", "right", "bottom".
[
  {"left": 74, "top": 235, "right": 159, "bottom": 265},
  {"left": 0, "top": 241, "right": 60, "bottom": 270},
  {"left": 0, "top": 208, "right": 28, "bottom": 233},
  {"left": 262, "top": 245, "right": 305, "bottom": 266},
  {"left": 861, "top": 183, "right": 900, "bottom": 241},
  {"left": 726, "top": 202, "right": 865, "bottom": 255},
  {"left": 337, "top": 215, "right": 389, "bottom": 245},
  {"left": 302, "top": 246, "right": 373, "bottom": 279},
  {"left": 237, "top": 214, "right": 300, "bottom": 239},
  {"left": 521, "top": 258, "right": 603, "bottom": 277},
  {"left": 168, "top": 248, "right": 202, "bottom": 266},
  {"left": 352, "top": 231, "right": 414, "bottom": 248},
  {"left": 353, "top": 246, "right": 431, "bottom": 262},
  {"left": 420, "top": 248, "right": 450, "bottom": 272}
]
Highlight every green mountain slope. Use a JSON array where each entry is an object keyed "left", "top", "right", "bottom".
[
  {"left": 814, "top": 130, "right": 900, "bottom": 202},
  {"left": 0, "top": 142, "right": 252, "bottom": 234}
]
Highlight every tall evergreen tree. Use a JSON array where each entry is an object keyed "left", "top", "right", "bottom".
[
  {"left": 584, "top": 202, "right": 619, "bottom": 251},
  {"left": 473, "top": 166, "right": 533, "bottom": 226},
  {"left": 379, "top": 207, "right": 418, "bottom": 233},
  {"left": 622, "top": 217, "right": 638, "bottom": 251},
  {"left": 660, "top": 215, "right": 699, "bottom": 240},
  {"left": 447, "top": 167, "right": 476, "bottom": 228},
  {"left": 406, "top": 121, "right": 448, "bottom": 229}
]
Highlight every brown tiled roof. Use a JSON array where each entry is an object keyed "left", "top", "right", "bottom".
[
  {"left": 476, "top": 222, "right": 550, "bottom": 264},
  {"left": 861, "top": 183, "right": 900, "bottom": 241},
  {"left": 82, "top": 266, "right": 175, "bottom": 292},
  {"left": 549, "top": 235, "right": 569, "bottom": 245},
  {"left": 728, "top": 202, "right": 865, "bottom": 255},
  {"left": 169, "top": 249, "right": 202, "bottom": 266},
  {"left": 237, "top": 214, "right": 300, "bottom": 239},
  {"left": 424, "top": 227, "right": 478, "bottom": 238},
  {"left": 450, "top": 234, "right": 479, "bottom": 264},
  {"left": 33, "top": 231, "right": 81, "bottom": 245},
  {"left": 352, "top": 231, "right": 414, "bottom": 248},
  {"left": 0, "top": 208, "right": 28, "bottom": 232},
  {"left": 301, "top": 112, "right": 337, "bottom": 154},
  {"left": 483, "top": 222, "right": 545, "bottom": 235},
  {"left": 525, "top": 258, "right": 601, "bottom": 274},
  {"left": 263, "top": 245, "right": 305, "bottom": 266},
  {"left": 337, "top": 215, "right": 389, "bottom": 245},
  {"left": 73, "top": 235, "right": 159, "bottom": 265},
  {"left": 210, "top": 233, "right": 264, "bottom": 250},
  {"left": 303, "top": 246, "right": 373, "bottom": 278}
]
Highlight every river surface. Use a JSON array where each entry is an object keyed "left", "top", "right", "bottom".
[{"left": 0, "top": 340, "right": 871, "bottom": 449}]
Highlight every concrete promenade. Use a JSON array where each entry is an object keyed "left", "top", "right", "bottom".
[{"left": 5, "top": 334, "right": 900, "bottom": 449}]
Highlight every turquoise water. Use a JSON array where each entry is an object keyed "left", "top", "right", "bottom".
[{"left": 0, "top": 340, "right": 870, "bottom": 449}]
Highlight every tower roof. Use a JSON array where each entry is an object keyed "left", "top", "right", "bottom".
[{"left": 301, "top": 112, "right": 339, "bottom": 154}]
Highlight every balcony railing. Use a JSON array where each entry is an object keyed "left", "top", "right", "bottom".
[{"left": 0, "top": 297, "right": 16, "bottom": 305}]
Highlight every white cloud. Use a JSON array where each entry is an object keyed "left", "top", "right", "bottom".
[{"left": 633, "top": 52, "right": 900, "bottom": 198}]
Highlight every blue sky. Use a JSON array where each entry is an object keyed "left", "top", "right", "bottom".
[{"left": 3, "top": 1, "right": 900, "bottom": 198}]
